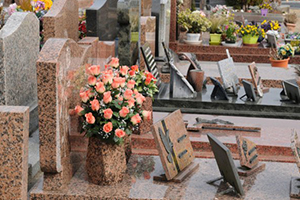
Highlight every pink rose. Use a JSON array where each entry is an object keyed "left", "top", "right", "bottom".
[
  {"left": 119, "top": 77, "right": 126, "bottom": 87},
  {"left": 88, "top": 65, "right": 101, "bottom": 76},
  {"left": 129, "top": 70, "right": 136, "bottom": 77},
  {"left": 131, "top": 65, "right": 139, "bottom": 72},
  {"left": 120, "top": 66, "right": 129, "bottom": 76},
  {"left": 127, "top": 98, "right": 135, "bottom": 108},
  {"left": 80, "top": 91, "right": 89, "bottom": 103},
  {"left": 142, "top": 110, "right": 151, "bottom": 121},
  {"left": 127, "top": 80, "right": 136, "bottom": 89},
  {"left": 118, "top": 96, "right": 123, "bottom": 102},
  {"left": 135, "top": 93, "right": 146, "bottom": 105},
  {"left": 75, "top": 105, "right": 84, "bottom": 116},
  {"left": 103, "top": 122, "right": 113, "bottom": 133},
  {"left": 88, "top": 76, "right": 97, "bottom": 86},
  {"left": 112, "top": 78, "right": 120, "bottom": 89},
  {"left": 95, "top": 82, "right": 106, "bottom": 93},
  {"left": 115, "top": 129, "right": 126, "bottom": 138},
  {"left": 85, "top": 113, "right": 95, "bottom": 124},
  {"left": 103, "top": 91, "right": 112, "bottom": 104},
  {"left": 124, "top": 89, "right": 133, "bottom": 100},
  {"left": 110, "top": 57, "right": 119, "bottom": 68},
  {"left": 103, "top": 108, "right": 113, "bottom": 119},
  {"left": 131, "top": 114, "right": 142, "bottom": 125},
  {"left": 119, "top": 107, "right": 130, "bottom": 118},
  {"left": 103, "top": 70, "right": 113, "bottom": 84},
  {"left": 90, "top": 99, "right": 100, "bottom": 111}
]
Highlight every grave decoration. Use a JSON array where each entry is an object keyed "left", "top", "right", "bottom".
[
  {"left": 269, "top": 43, "right": 294, "bottom": 68},
  {"left": 267, "top": 33, "right": 278, "bottom": 49},
  {"left": 259, "top": 1, "right": 273, "bottom": 16},
  {"left": 8, "top": 0, "right": 53, "bottom": 48},
  {"left": 74, "top": 58, "right": 152, "bottom": 185},
  {"left": 210, "top": 77, "right": 229, "bottom": 101},
  {"left": 221, "top": 22, "right": 239, "bottom": 47},
  {"left": 78, "top": 11, "right": 87, "bottom": 39},
  {"left": 282, "top": 80, "right": 300, "bottom": 104},
  {"left": 240, "top": 80, "right": 257, "bottom": 102},
  {"left": 237, "top": 24, "right": 265, "bottom": 46},
  {"left": 248, "top": 62, "right": 269, "bottom": 97},
  {"left": 152, "top": 109, "right": 199, "bottom": 182},
  {"left": 217, "top": 57, "right": 240, "bottom": 95},
  {"left": 290, "top": 130, "right": 300, "bottom": 198},
  {"left": 207, "top": 133, "right": 245, "bottom": 196},
  {"left": 284, "top": 12, "right": 298, "bottom": 33},
  {"left": 236, "top": 136, "right": 266, "bottom": 177}
]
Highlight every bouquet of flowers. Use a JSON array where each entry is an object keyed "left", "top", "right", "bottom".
[
  {"left": 269, "top": 43, "right": 294, "bottom": 60},
  {"left": 261, "top": 20, "right": 281, "bottom": 32},
  {"left": 178, "top": 9, "right": 211, "bottom": 33},
  {"left": 79, "top": 11, "right": 87, "bottom": 39},
  {"left": 134, "top": 70, "right": 158, "bottom": 98},
  {"left": 237, "top": 24, "right": 265, "bottom": 38},
  {"left": 259, "top": 2, "right": 273, "bottom": 11},
  {"left": 75, "top": 58, "right": 152, "bottom": 145},
  {"left": 223, "top": 22, "right": 239, "bottom": 43}
]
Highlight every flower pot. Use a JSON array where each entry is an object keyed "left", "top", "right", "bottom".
[
  {"left": 210, "top": 33, "right": 222, "bottom": 45},
  {"left": 242, "top": 35, "right": 259, "bottom": 45},
  {"left": 186, "top": 33, "right": 201, "bottom": 41},
  {"left": 269, "top": 57, "right": 290, "bottom": 68},
  {"left": 286, "top": 23, "right": 296, "bottom": 33},
  {"left": 86, "top": 137, "right": 126, "bottom": 185},
  {"left": 187, "top": 69, "right": 205, "bottom": 92},
  {"left": 133, "top": 97, "right": 153, "bottom": 135},
  {"left": 261, "top": 9, "right": 268, "bottom": 16}
]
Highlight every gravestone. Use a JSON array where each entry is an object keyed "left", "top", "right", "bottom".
[
  {"left": 86, "top": 0, "right": 118, "bottom": 41},
  {"left": 117, "top": 0, "right": 140, "bottom": 66},
  {"left": 36, "top": 38, "right": 95, "bottom": 191},
  {"left": 267, "top": 33, "right": 278, "bottom": 49},
  {"left": 248, "top": 62, "right": 267, "bottom": 97},
  {"left": 152, "top": 109, "right": 197, "bottom": 181},
  {"left": 0, "top": 12, "right": 39, "bottom": 134},
  {"left": 217, "top": 57, "right": 240, "bottom": 95},
  {"left": 0, "top": 106, "right": 29, "bottom": 200},
  {"left": 43, "top": 0, "right": 79, "bottom": 42}
]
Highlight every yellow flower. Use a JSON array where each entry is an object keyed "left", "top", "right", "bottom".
[{"left": 281, "top": 50, "right": 286, "bottom": 56}]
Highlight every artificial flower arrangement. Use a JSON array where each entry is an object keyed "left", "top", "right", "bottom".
[
  {"left": 259, "top": 1, "right": 273, "bottom": 11},
  {"left": 8, "top": 0, "right": 53, "bottom": 48},
  {"left": 134, "top": 70, "right": 159, "bottom": 98},
  {"left": 177, "top": 9, "right": 211, "bottom": 33},
  {"left": 269, "top": 43, "right": 294, "bottom": 60},
  {"left": 222, "top": 22, "right": 239, "bottom": 43},
  {"left": 261, "top": 20, "right": 281, "bottom": 32},
  {"left": 74, "top": 58, "right": 153, "bottom": 145},
  {"left": 79, "top": 11, "right": 87, "bottom": 39}
]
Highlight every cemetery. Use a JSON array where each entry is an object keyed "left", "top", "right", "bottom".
[{"left": 1, "top": 0, "right": 300, "bottom": 199}]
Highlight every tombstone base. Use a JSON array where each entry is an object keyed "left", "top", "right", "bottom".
[
  {"left": 153, "top": 162, "right": 199, "bottom": 183},
  {"left": 29, "top": 103, "right": 39, "bottom": 136},
  {"left": 290, "top": 177, "right": 300, "bottom": 198},
  {"left": 237, "top": 163, "right": 266, "bottom": 177}
]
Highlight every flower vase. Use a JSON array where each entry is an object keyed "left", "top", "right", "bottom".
[
  {"left": 242, "top": 35, "right": 259, "bottom": 45},
  {"left": 269, "top": 57, "right": 290, "bottom": 68},
  {"left": 261, "top": 9, "right": 268, "bottom": 16},
  {"left": 86, "top": 137, "right": 126, "bottom": 185},
  {"left": 133, "top": 97, "right": 153, "bottom": 135}
]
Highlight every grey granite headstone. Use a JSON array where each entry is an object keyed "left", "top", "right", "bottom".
[
  {"left": 267, "top": 33, "right": 277, "bottom": 49},
  {"left": 217, "top": 57, "right": 239, "bottom": 94},
  {"left": 0, "top": 12, "right": 39, "bottom": 134},
  {"left": 117, "top": 0, "right": 140, "bottom": 66},
  {"left": 86, "top": 0, "right": 118, "bottom": 41}
]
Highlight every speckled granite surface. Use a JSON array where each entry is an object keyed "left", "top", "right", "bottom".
[
  {"left": 30, "top": 155, "right": 299, "bottom": 200},
  {"left": 0, "top": 12, "right": 39, "bottom": 134},
  {"left": 43, "top": 0, "right": 79, "bottom": 42},
  {"left": 0, "top": 106, "right": 29, "bottom": 200}
]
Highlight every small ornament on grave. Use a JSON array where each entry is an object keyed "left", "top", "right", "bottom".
[{"left": 74, "top": 58, "right": 153, "bottom": 185}]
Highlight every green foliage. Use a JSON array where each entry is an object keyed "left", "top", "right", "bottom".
[
  {"left": 178, "top": 9, "right": 211, "bottom": 33},
  {"left": 269, "top": 43, "right": 295, "bottom": 60},
  {"left": 209, "top": 17, "right": 226, "bottom": 34}
]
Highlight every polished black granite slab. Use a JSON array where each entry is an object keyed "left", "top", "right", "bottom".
[
  {"left": 154, "top": 85, "right": 300, "bottom": 119},
  {"left": 30, "top": 155, "right": 298, "bottom": 200}
]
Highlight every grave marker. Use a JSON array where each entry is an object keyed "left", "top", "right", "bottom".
[
  {"left": 152, "top": 109, "right": 197, "bottom": 181},
  {"left": 248, "top": 62, "right": 269, "bottom": 97}
]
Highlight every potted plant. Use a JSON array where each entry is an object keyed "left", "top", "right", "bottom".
[
  {"left": 284, "top": 12, "right": 298, "bottom": 33},
  {"left": 285, "top": 32, "right": 300, "bottom": 47},
  {"left": 178, "top": 9, "right": 211, "bottom": 43},
  {"left": 237, "top": 24, "right": 265, "bottom": 46},
  {"left": 74, "top": 58, "right": 152, "bottom": 185},
  {"left": 269, "top": 43, "right": 294, "bottom": 68},
  {"left": 222, "top": 22, "right": 239, "bottom": 47},
  {"left": 259, "top": 1, "right": 273, "bottom": 16},
  {"left": 209, "top": 16, "right": 226, "bottom": 45}
]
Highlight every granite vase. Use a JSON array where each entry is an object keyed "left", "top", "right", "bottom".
[
  {"left": 86, "top": 137, "right": 126, "bottom": 185},
  {"left": 133, "top": 97, "right": 153, "bottom": 135}
]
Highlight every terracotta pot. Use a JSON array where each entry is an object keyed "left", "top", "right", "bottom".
[
  {"left": 269, "top": 57, "right": 290, "bottom": 68},
  {"left": 133, "top": 97, "right": 153, "bottom": 135},
  {"left": 187, "top": 69, "right": 205, "bottom": 92},
  {"left": 86, "top": 137, "right": 126, "bottom": 185},
  {"left": 286, "top": 23, "right": 296, "bottom": 33}
]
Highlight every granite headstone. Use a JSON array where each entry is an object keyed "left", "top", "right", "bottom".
[
  {"left": 86, "top": 0, "right": 118, "bottom": 41},
  {"left": 0, "top": 12, "right": 39, "bottom": 134}
]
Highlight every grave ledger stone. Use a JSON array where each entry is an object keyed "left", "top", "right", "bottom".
[
  {"left": 0, "top": 106, "right": 29, "bottom": 200},
  {"left": 0, "top": 12, "right": 39, "bottom": 134},
  {"left": 86, "top": 0, "right": 118, "bottom": 41}
]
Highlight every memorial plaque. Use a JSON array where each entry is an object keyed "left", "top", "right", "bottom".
[
  {"left": 152, "top": 109, "right": 195, "bottom": 180},
  {"left": 236, "top": 136, "right": 259, "bottom": 169},
  {"left": 210, "top": 77, "right": 229, "bottom": 101},
  {"left": 283, "top": 80, "right": 300, "bottom": 104},
  {"left": 248, "top": 62, "right": 266, "bottom": 97},
  {"left": 217, "top": 57, "right": 239, "bottom": 95},
  {"left": 267, "top": 33, "right": 277, "bottom": 49},
  {"left": 241, "top": 80, "right": 257, "bottom": 102}
]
